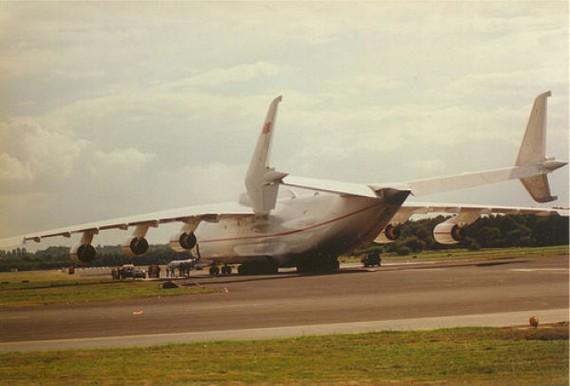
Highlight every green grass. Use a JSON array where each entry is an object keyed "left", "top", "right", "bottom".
[
  {"left": 0, "top": 270, "right": 217, "bottom": 307},
  {"left": 341, "top": 245, "right": 569, "bottom": 264},
  {"left": 0, "top": 324, "right": 567, "bottom": 385}
]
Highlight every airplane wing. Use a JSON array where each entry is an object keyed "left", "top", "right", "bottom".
[
  {"left": 399, "top": 201, "right": 567, "bottom": 218},
  {"left": 0, "top": 201, "right": 252, "bottom": 247},
  {"left": 374, "top": 201, "right": 567, "bottom": 244}
]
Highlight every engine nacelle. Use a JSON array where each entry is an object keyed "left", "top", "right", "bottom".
[
  {"left": 70, "top": 244, "right": 97, "bottom": 264},
  {"left": 433, "top": 222, "right": 465, "bottom": 245},
  {"left": 121, "top": 236, "right": 149, "bottom": 257},
  {"left": 384, "top": 224, "right": 401, "bottom": 241},
  {"left": 169, "top": 232, "right": 197, "bottom": 253},
  {"left": 374, "top": 223, "right": 401, "bottom": 243}
]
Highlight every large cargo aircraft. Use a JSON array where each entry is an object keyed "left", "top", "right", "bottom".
[{"left": 2, "top": 92, "right": 567, "bottom": 274}]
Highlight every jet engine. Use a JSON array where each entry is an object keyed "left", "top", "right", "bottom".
[
  {"left": 170, "top": 231, "right": 197, "bottom": 252},
  {"left": 121, "top": 236, "right": 149, "bottom": 257},
  {"left": 70, "top": 243, "right": 97, "bottom": 264},
  {"left": 374, "top": 223, "right": 402, "bottom": 243},
  {"left": 433, "top": 222, "right": 465, "bottom": 245},
  {"left": 384, "top": 224, "right": 401, "bottom": 241}
]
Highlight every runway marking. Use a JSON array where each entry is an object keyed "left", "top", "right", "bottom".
[
  {"left": 1, "top": 308, "right": 567, "bottom": 352},
  {"left": 510, "top": 268, "right": 568, "bottom": 273},
  {"left": 399, "top": 268, "right": 447, "bottom": 272}
]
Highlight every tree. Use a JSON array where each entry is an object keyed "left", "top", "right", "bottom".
[
  {"left": 395, "top": 246, "right": 411, "bottom": 256},
  {"left": 403, "top": 236, "right": 426, "bottom": 252},
  {"left": 463, "top": 237, "right": 481, "bottom": 251}
]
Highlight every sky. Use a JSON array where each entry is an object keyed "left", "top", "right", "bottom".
[{"left": 0, "top": 1, "right": 568, "bottom": 248}]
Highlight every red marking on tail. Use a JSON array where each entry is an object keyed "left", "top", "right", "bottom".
[{"left": 262, "top": 121, "right": 272, "bottom": 134}]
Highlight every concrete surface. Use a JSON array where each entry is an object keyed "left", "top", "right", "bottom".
[{"left": 0, "top": 254, "right": 567, "bottom": 351}]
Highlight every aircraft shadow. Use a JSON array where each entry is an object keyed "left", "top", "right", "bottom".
[
  {"left": 182, "top": 258, "right": 530, "bottom": 286},
  {"left": 185, "top": 268, "right": 369, "bottom": 286},
  {"left": 475, "top": 260, "right": 529, "bottom": 267}
]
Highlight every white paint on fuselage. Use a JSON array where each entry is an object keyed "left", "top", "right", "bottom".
[{"left": 195, "top": 193, "right": 401, "bottom": 266}]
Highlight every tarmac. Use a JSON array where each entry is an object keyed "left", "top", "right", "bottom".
[{"left": 0, "top": 254, "right": 568, "bottom": 352}]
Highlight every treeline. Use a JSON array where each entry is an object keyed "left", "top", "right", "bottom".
[
  {"left": 0, "top": 214, "right": 568, "bottom": 271},
  {"left": 382, "top": 214, "right": 569, "bottom": 256},
  {"left": 0, "top": 244, "right": 183, "bottom": 272}
]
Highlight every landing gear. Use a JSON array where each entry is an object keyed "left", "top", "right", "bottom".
[
  {"left": 221, "top": 264, "right": 232, "bottom": 275},
  {"left": 237, "top": 261, "right": 279, "bottom": 275},
  {"left": 296, "top": 256, "right": 340, "bottom": 274},
  {"left": 209, "top": 264, "right": 220, "bottom": 276},
  {"left": 326, "top": 257, "right": 340, "bottom": 272}
]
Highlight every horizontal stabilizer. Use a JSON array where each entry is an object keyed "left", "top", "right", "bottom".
[
  {"left": 375, "top": 164, "right": 546, "bottom": 198},
  {"left": 520, "top": 175, "right": 556, "bottom": 203},
  {"left": 281, "top": 175, "right": 380, "bottom": 198}
]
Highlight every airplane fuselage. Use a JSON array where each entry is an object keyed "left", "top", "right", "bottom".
[{"left": 194, "top": 193, "right": 404, "bottom": 267}]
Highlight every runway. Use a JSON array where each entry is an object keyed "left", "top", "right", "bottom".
[{"left": 0, "top": 254, "right": 568, "bottom": 352}]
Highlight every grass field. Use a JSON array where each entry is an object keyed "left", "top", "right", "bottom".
[
  {"left": 0, "top": 324, "right": 567, "bottom": 385},
  {"left": 0, "top": 269, "right": 217, "bottom": 308}
]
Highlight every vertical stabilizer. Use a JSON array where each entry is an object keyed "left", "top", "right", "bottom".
[
  {"left": 515, "top": 91, "right": 550, "bottom": 166},
  {"left": 515, "top": 91, "right": 558, "bottom": 202},
  {"left": 245, "top": 96, "right": 284, "bottom": 215}
]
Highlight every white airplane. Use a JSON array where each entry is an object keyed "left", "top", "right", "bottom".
[{"left": 1, "top": 91, "right": 567, "bottom": 274}]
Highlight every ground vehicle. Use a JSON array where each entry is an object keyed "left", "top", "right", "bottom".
[
  {"left": 115, "top": 264, "right": 146, "bottom": 279},
  {"left": 362, "top": 250, "right": 382, "bottom": 267},
  {"left": 147, "top": 264, "right": 161, "bottom": 278}
]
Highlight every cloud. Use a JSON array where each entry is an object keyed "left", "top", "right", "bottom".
[
  {"left": 0, "top": 2, "right": 567, "bottom": 240},
  {"left": 407, "top": 159, "right": 449, "bottom": 178},
  {"left": 447, "top": 68, "right": 568, "bottom": 99},
  {"left": 0, "top": 118, "right": 159, "bottom": 237},
  {"left": 92, "top": 148, "right": 155, "bottom": 175},
  {"left": 157, "top": 162, "right": 245, "bottom": 205},
  {"left": 21, "top": 124, "right": 87, "bottom": 178},
  {"left": 159, "top": 62, "right": 285, "bottom": 91},
  {"left": 0, "top": 191, "right": 53, "bottom": 240},
  {"left": 0, "top": 153, "right": 33, "bottom": 182},
  {"left": 0, "top": 120, "right": 87, "bottom": 188}
]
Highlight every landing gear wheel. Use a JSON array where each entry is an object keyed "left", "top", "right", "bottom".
[
  {"left": 209, "top": 265, "right": 220, "bottom": 276},
  {"left": 221, "top": 265, "right": 232, "bottom": 275},
  {"left": 321, "top": 257, "right": 339, "bottom": 272}
]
